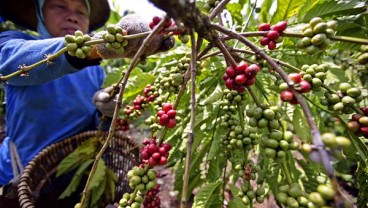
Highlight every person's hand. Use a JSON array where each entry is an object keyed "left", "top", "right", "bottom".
[
  {"left": 93, "top": 14, "right": 175, "bottom": 59},
  {"left": 93, "top": 87, "right": 116, "bottom": 117}
]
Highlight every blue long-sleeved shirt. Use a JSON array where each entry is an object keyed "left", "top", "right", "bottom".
[{"left": 0, "top": 30, "right": 105, "bottom": 185}]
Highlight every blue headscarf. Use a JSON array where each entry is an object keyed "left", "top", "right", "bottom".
[{"left": 35, "top": 0, "right": 91, "bottom": 38}]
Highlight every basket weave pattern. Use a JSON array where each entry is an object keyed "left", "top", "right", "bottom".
[{"left": 17, "top": 130, "right": 140, "bottom": 208}]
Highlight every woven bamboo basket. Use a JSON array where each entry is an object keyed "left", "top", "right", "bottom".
[{"left": 17, "top": 130, "right": 140, "bottom": 208}]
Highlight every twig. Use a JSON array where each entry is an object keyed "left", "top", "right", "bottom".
[
  {"left": 181, "top": 29, "right": 197, "bottom": 208},
  {"left": 209, "top": 0, "right": 231, "bottom": 20}
]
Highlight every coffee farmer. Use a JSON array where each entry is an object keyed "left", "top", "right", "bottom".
[{"left": 0, "top": 0, "right": 174, "bottom": 187}]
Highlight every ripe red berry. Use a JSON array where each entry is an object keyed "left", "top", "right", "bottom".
[
  {"left": 158, "top": 156, "right": 167, "bottom": 165},
  {"left": 149, "top": 22, "right": 155, "bottom": 29},
  {"left": 159, "top": 114, "right": 169, "bottom": 125},
  {"left": 267, "top": 30, "right": 280, "bottom": 40},
  {"left": 236, "top": 86, "right": 246, "bottom": 93},
  {"left": 166, "top": 118, "right": 177, "bottom": 128},
  {"left": 157, "top": 110, "right": 165, "bottom": 117},
  {"left": 148, "top": 157, "right": 157, "bottom": 166},
  {"left": 141, "top": 149, "right": 150, "bottom": 160},
  {"left": 152, "top": 152, "right": 161, "bottom": 161},
  {"left": 289, "top": 97, "right": 299, "bottom": 105},
  {"left": 245, "top": 64, "right": 260, "bottom": 77},
  {"left": 268, "top": 41, "right": 276, "bottom": 50},
  {"left": 272, "top": 21, "right": 288, "bottom": 33},
  {"left": 162, "top": 103, "right": 173, "bottom": 113},
  {"left": 158, "top": 147, "right": 167, "bottom": 155},
  {"left": 167, "top": 109, "right": 176, "bottom": 118},
  {"left": 147, "top": 144, "right": 158, "bottom": 155},
  {"left": 152, "top": 16, "right": 161, "bottom": 25},
  {"left": 352, "top": 114, "right": 362, "bottom": 122},
  {"left": 260, "top": 37, "right": 270, "bottom": 46},
  {"left": 280, "top": 90, "right": 294, "bottom": 102},
  {"left": 246, "top": 77, "right": 256, "bottom": 85},
  {"left": 162, "top": 143, "right": 172, "bottom": 151},
  {"left": 225, "top": 66, "right": 236, "bottom": 78},
  {"left": 225, "top": 78, "right": 235, "bottom": 89},
  {"left": 299, "top": 80, "right": 311, "bottom": 93},
  {"left": 235, "top": 74, "right": 247, "bottom": 85},
  {"left": 223, "top": 74, "right": 229, "bottom": 81},
  {"left": 360, "top": 107, "right": 368, "bottom": 116},
  {"left": 165, "top": 19, "right": 173, "bottom": 28},
  {"left": 288, "top": 73, "right": 302, "bottom": 84},
  {"left": 258, "top": 23, "right": 271, "bottom": 31},
  {"left": 236, "top": 61, "right": 248, "bottom": 73},
  {"left": 360, "top": 126, "right": 368, "bottom": 134}
]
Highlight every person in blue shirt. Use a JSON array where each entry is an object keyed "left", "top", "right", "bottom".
[{"left": 0, "top": 0, "right": 173, "bottom": 188}]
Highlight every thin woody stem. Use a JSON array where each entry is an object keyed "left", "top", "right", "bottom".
[
  {"left": 181, "top": 29, "right": 197, "bottom": 208},
  {"left": 0, "top": 47, "right": 68, "bottom": 82}
]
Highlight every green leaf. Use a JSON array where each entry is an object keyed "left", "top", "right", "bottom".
[
  {"left": 292, "top": 107, "right": 311, "bottom": 143},
  {"left": 228, "top": 184, "right": 244, "bottom": 208},
  {"left": 90, "top": 174, "right": 106, "bottom": 208},
  {"left": 208, "top": 126, "right": 225, "bottom": 160},
  {"left": 207, "top": 157, "right": 226, "bottom": 182},
  {"left": 104, "top": 168, "right": 118, "bottom": 201},
  {"left": 90, "top": 159, "right": 107, "bottom": 189},
  {"left": 259, "top": 0, "right": 273, "bottom": 23},
  {"left": 302, "top": 0, "right": 366, "bottom": 22},
  {"left": 226, "top": 3, "right": 243, "bottom": 25},
  {"left": 124, "top": 68, "right": 156, "bottom": 102},
  {"left": 59, "top": 159, "right": 94, "bottom": 199},
  {"left": 199, "top": 83, "right": 222, "bottom": 105},
  {"left": 193, "top": 181, "right": 222, "bottom": 208},
  {"left": 271, "top": 0, "right": 306, "bottom": 24},
  {"left": 57, "top": 138, "right": 97, "bottom": 177}
]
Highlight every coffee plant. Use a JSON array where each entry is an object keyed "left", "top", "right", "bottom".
[{"left": 2, "top": 0, "right": 368, "bottom": 207}]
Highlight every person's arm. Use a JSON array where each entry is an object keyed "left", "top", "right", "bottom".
[{"left": 0, "top": 31, "right": 100, "bottom": 86}]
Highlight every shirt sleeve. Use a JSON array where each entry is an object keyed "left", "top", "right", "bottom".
[{"left": 0, "top": 31, "right": 100, "bottom": 86}]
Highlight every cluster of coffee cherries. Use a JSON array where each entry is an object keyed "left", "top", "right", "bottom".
[
  {"left": 223, "top": 62, "right": 260, "bottom": 93},
  {"left": 102, "top": 24, "right": 128, "bottom": 54},
  {"left": 127, "top": 166, "right": 157, "bottom": 193},
  {"left": 308, "top": 184, "right": 336, "bottom": 207},
  {"left": 218, "top": 103, "right": 237, "bottom": 129},
  {"left": 143, "top": 184, "right": 161, "bottom": 208},
  {"left": 321, "top": 83, "right": 362, "bottom": 113},
  {"left": 238, "top": 179, "right": 266, "bottom": 205},
  {"left": 222, "top": 125, "right": 260, "bottom": 150},
  {"left": 124, "top": 85, "right": 159, "bottom": 120},
  {"left": 261, "top": 130, "right": 299, "bottom": 159},
  {"left": 348, "top": 108, "right": 368, "bottom": 138},
  {"left": 64, "top": 30, "right": 92, "bottom": 59},
  {"left": 140, "top": 137, "right": 172, "bottom": 167},
  {"left": 279, "top": 73, "right": 311, "bottom": 105},
  {"left": 297, "top": 17, "right": 337, "bottom": 55},
  {"left": 114, "top": 118, "right": 130, "bottom": 131},
  {"left": 258, "top": 21, "right": 288, "bottom": 50},
  {"left": 223, "top": 89, "right": 246, "bottom": 105},
  {"left": 119, "top": 192, "right": 144, "bottom": 208},
  {"left": 276, "top": 183, "right": 310, "bottom": 208},
  {"left": 299, "top": 64, "right": 328, "bottom": 91},
  {"left": 156, "top": 103, "right": 177, "bottom": 129},
  {"left": 246, "top": 104, "right": 282, "bottom": 130}
]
